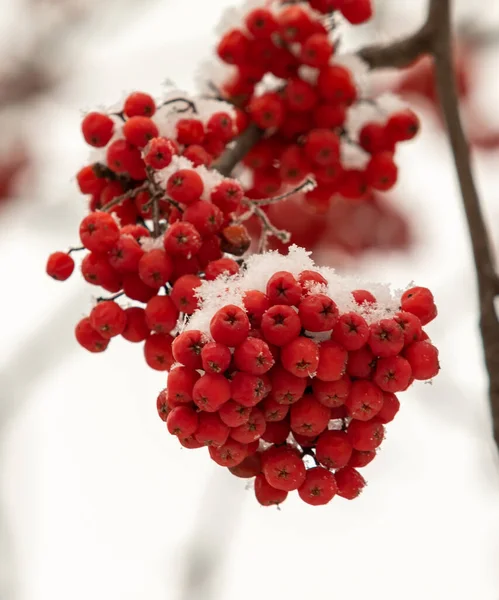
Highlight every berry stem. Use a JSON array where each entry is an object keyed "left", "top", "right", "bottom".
[
  {"left": 100, "top": 182, "right": 148, "bottom": 212},
  {"left": 67, "top": 246, "right": 85, "bottom": 255},
  {"left": 250, "top": 178, "right": 316, "bottom": 207},
  {"left": 96, "top": 291, "right": 125, "bottom": 303},
  {"left": 160, "top": 97, "right": 198, "bottom": 114},
  {"left": 213, "top": 123, "right": 264, "bottom": 177},
  {"left": 237, "top": 200, "right": 291, "bottom": 253}
]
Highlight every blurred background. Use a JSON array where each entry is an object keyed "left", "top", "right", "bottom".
[{"left": 1, "top": 0, "right": 499, "bottom": 598}]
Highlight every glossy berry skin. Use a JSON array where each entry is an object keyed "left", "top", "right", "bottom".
[
  {"left": 404, "top": 341, "right": 440, "bottom": 380},
  {"left": 346, "top": 419, "right": 385, "bottom": 452},
  {"left": 46, "top": 252, "right": 74, "bottom": 281},
  {"left": 290, "top": 394, "right": 331, "bottom": 437},
  {"left": 316, "top": 430, "right": 353, "bottom": 469},
  {"left": 254, "top": 474, "right": 288, "bottom": 506},
  {"left": 345, "top": 380, "right": 384, "bottom": 421},
  {"left": 75, "top": 318, "right": 109, "bottom": 353},
  {"left": 299, "top": 294, "right": 339, "bottom": 332},
  {"left": 81, "top": 112, "right": 114, "bottom": 147},
  {"left": 89, "top": 301, "right": 126, "bottom": 339},
  {"left": 210, "top": 305, "right": 250, "bottom": 347},
  {"left": 124, "top": 92, "right": 156, "bottom": 117},
  {"left": 281, "top": 337, "right": 319, "bottom": 378},
  {"left": 144, "top": 334, "right": 174, "bottom": 371},
  {"left": 401, "top": 287, "right": 437, "bottom": 325},
  {"left": 79, "top": 212, "right": 120, "bottom": 254},
  {"left": 335, "top": 467, "right": 366, "bottom": 499},
  {"left": 193, "top": 373, "right": 231, "bottom": 412},
  {"left": 233, "top": 337, "right": 274, "bottom": 375},
  {"left": 262, "top": 446, "right": 306, "bottom": 491}
]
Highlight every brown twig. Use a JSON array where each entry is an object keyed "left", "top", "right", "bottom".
[
  {"left": 100, "top": 182, "right": 148, "bottom": 212},
  {"left": 250, "top": 178, "right": 316, "bottom": 206},
  {"left": 213, "top": 123, "right": 263, "bottom": 177}
]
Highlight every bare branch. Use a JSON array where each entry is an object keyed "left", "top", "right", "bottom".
[
  {"left": 100, "top": 182, "right": 148, "bottom": 212},
  {"left": 358, "top": 25, "right": 432, "bottom": 69},
  {"left": 213, "top": 124, "right": 263, "bottom": 177}
]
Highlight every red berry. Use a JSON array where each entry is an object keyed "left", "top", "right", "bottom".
[
  {"left": 373, "top": 355, "right": 412, "bottom": 392},
  {"left": 157, "top": 389, "right": 170, "bottom": 421},
  {"left": 211, "top": 179, "right": 244, "bottom": 213},
  {"left": 249, "top": 92, "right": 286, "bottom": 129},
  {"left": 143, "top": 137, "right": 174, "bottom": 169},
  {"left": 179, "top": 435, "right": 204, "bottom": 449},
  {"left": 365, "top": 152, "right": 398, "bottom": 191},
  {"left": 163, "top": 222, "right": 202, "bottom": 257},
  {"left": 121, "top": 307, "right": 150, "bottom": 342},
  {"left": 404, "top": 341, "right": 440, "bottom": 380},
  {"left": 145, "top": 296, "right": 179, "bottom": 333},
  {"left": 340, "top": 0, "right": 373, "bottom": 24},
  {"left": 262, "top": 395, "right": 289, "bottom": 422},
  {"left": 108, "top": 236, "right": 144, "bottom": 273},
  {"left": 120, "top": 224, "right": 150, "bottom": 241},
  {"left": 300, "top": 33, "right": 333, "bottom": 67},
  {"left": 348, "top": 449, "right": 376, "bottom": 468},
  {"left": 369, "top": 318, "right": 405, "bottom": 357},
  {"left": 386, "top": 109, "right": 420, "bottom": 143},
  {"left": 209, "top": 440, "right": 248, "bottom": 467},
  {"left": 262, "top": 445, "right": 306, "bottom": 491},
  {"left": 81, "top": 112, "right": 114, "bottom": 147},
  {"left": 304, "top": 129, "right": 340, "bottom": 166},
  {"left": 219, "top": 400, "right": 251, "bottom": 428},
  {"left": 217, "top": 28, "right": 250, "bottom": 65},
  {"left": 183, "top": 201, "right": 223, "bottom": 237},
  {"left": 313, "top": 375, "right": 351, "bottom": 408},
  {"left": 277, "top": 6, "right": 313, "bottom": 42},
  {"left": 138, "top": 250, "right": 174, "bottom": 288},
  {"left": 266, "top": 271, "right": 301, "bottom": 306},
  {"left": 261, "top": 420, "right": 290, "bottom": 445},
  {"left": 124, "top": 92, "right": 156, "bottom": 117},
  {"left": 176, "top": 119, "right": 205, "bottom": 145},
  {"left": 347, "top": 345, "right": 377, "bottom": 379},
  {"left": 298, "top": 467, "right": 337, "bottom": 505},
  {"left": 332, "top": 312, "right": 369, "bottom": 351},
  {"left": 233, "top": 337, "right": 274, "bottom": 375},
  {"left": 205, "top": 258, "right": 239, "bottom": 281},
  {"left": 245, "top": 8, "right": 278, "bottom": 38},
  {"left": 281, "top": 337, "right": 319, "bottom": 378},
  {"left": 298, "top": 270, "right": 328, "bottom": 293},
  {"left": 106, "top": 140, "right": 145, "bottom": 178},
  {"left": 401, "top": 286, "right": 437, "bottom": 325},
  {"left": 122, "top": 273, "right": 156, "bottom": 303},
  {"left": 279, "top": 145, "right": 311, "bottom": 183},
  {"left": 359, "top": 123, "right": 392, "bottom": 154},
  {"left": 352, "top": 289, "right": 376, "bottom": 305},
  {"left": 201, "top": 341, "right": 232, "bottom": 374},
  {"left": 167, "top": 366, "right": 200, "bottom": 405},
  {"left": 167, "top": 405, "right": 198, "bottom": 437},
  {"left": 210, "top": 305, "right": 250, "bottom": 347},
  {"left": 144, "top": 333, "right": 174, "bottom": 371},
  {"left": 46, "top": 252, "right": 74, "bottom": 281},
  {"left": 261, "top": 305, "right": 301, "bottom": 347},
  {"left": 284, "top": 78, "right": 318, "bottom": 112},
  {"left": 79, "top": 212, "right": 120, "bottom": 253},
  {"left": 394, "top": 311, "right": 423, "bottom": 345},
  {"left": 183, "top": 145, "right": 212, "bottom": 167},
  {"left": 170, "top": 275, "right": 202, "bottom": 315},
  {"left": 206, "top": 112, "right": 235, "bottom": 143},
  {"left": 123, "top": 116, "right": 158, "bottom": 148},
  {"left": 345, "top": 380, "right": 383, "bottom": 421},
  {"left": 193, "top": 373, "right": 231, "bottom": 412},
  {"left": 316, "top": 340, "right": 348, "bottom": 382},
  {"left": 167, "top": 169, "right": 204, "bottom": 205},
  {"left": 254, "top": 473, "right": 288, "bottom": 506},
  {"left": 230, "top": 408, "right": 266, "bottom": 444},
  {"left": 195, "top": 412, "right": 230, "bottom": 446},
  {"left": 77, "top": 165, "right": 106, "bottom": 195},
  {"left": 377, "top": 392, "right": 400, "bottom": 424},
  {"left": 290, "top": 394, "right": 331, "bottom": 437},
  {"left": 316, "top": 430, "right": 352, "bottom": 469},
  {"left": 335, "top": 466, "right": 366, "bottom": 499},
  {"left": 269, "top": 366, "right": 307, "bottom": 405},
  {"left": 299, "top": 294, "right": 339, "bottom": 332},
  {"left": 172, "top": 330, "right": 206, "bottom": 369},
  {"left": 346, "top": 418, "right": 385, "bottom": 451},
  {"left": 243, "top": 290, "right": 270, "bottom": 328},
  {"left": 231, "top": 372, "right": 268, "bottom": 407},
  {"left": 317, "top": 65, "right": 357, "bottom": 105},
  {"left": 75, "top": 317, "right": 109, "bottom": 353},
  {"left": 89, "top": 301, "right": 126, "bottom": 338}
]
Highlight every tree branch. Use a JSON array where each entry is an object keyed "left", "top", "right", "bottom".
[
  {"left": 213, "top": 124, "right": 263, "bottom": 177},
  {"left": 428, "top": 0, "right": 499, "bottom": 448},
  {"left": 358, "top": 25, "right": 432, "bottom": 69}
]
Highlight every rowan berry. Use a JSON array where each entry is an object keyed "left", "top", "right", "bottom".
[
  {"left": 394, "top": 311, "right": 423, "bottom": 344},
  {"left": 334, "top": 466, "right": 366, "bottom": 499},
  {"left": 346, "top": 419, "right": 385, "bottom": 451},
  {"left": 404, "top": 341, "right": 440, "bottom": 380},
  {"left": 365, "top": 152, "right": 398, "bottom": 191},
  {"left": 376, "top": 392, "right": 400, "bottom": 424},
  {"left": 176, "top": 119, "right": 205, "bottom": 145},
  {"left": 262, "top": 445, "right": 306, "bottom": 491},
  {"left": 193, "top": 373, "right": 231, "bottom": 412},
  {"left": 211, "top": 179, "right": 244, "bottom": 214},
  {"left": 270, "top": 365, "right": 307, "bottom": 404},
  {"left": 123, "top": 116, "right": 158, "bottom": 148},
  {"left": 249, "top": 92, "right": 286, "bottom": 129},
  {"left": 304, "top": 129, "right": 340, "bottom": 166},
  {"left": 219, "top": 400, "right": 251, "bottom": 428},
  {"left": 89, "top": 301, "right": 126, "bottom": 339},
  {"left": 138, "top": 250, "right": 173, "bottom": 288},
  {"left": 143, "top": 137, "right": 174, "bottom": 169},
  {"left": 75, "top": 317, "right": 110, "bottom": 353},
  {"left": 277, "top": 5, "right": 313, "bottom": 42},
  {"left": 281, "top": 337, "right": 319, "bottom": 378},
  {"left": 231, "top": 407, "right": 266, "bottom": 443},
  {"left": 217, "top": 28, "right": 250, "bottom": 65},
  {"left": 348, "top": 449, "right": 376, "bottom": 468},
  {"left": 233, "top": 337, "right": 274, "bottom": 375},
  {"left": 243, "top": 290, "right": 270, "bottom": 328},
  {"left": 81, "top": 112, "right": 114, "bottom": 147},
  {"left": 369, "top": 318, "right": 405, "bottom": 357},
  {"left": 79, "top": 212, "right": 120, "bottom": 253},
  {"left": 167, "top": 366, "right": 200, "bottom": 405},
  {"left": 332, "top": 312, "right": 369, "bottom": 351},
  {"left": 122, "top": 273, "right": 157, "bottom": 303},
  {"left": 206, "top": 112, "right": 235, "bottom": 143},
  {"left": 170, "top": 275, "right": 202, "bottom": 315},
  {"left": 167, "top": 405, "right": 198, "bottom": 437},
  {"left": 121, "top": 307, "right": 150, "bottom": 342},
  {"left": 144, "top": 333, "right": 174, "bottom": 371},
  {"left": 401, "top": 286, "right": 437, "bottom": 325},
  {"left": 167, "top": 169, "right": 204, "bottom": 205},
  {"left": 340, "top": 0, "right": 373, "bottom": 24},
  {"left": 195, "top": 412, "right": 230, "bottom": 446},
  {"left": 209, "top": 439, "right": 248, "bottom": 467},
  {"left": 315, "top": 340, "right": 348, "bottom": 381},
  {"left": 210, "top": 305, "right": 250, "bottom": 347},
  {"left": 312, "top": 374, "right": 352, "bottom": 408},
  {"left": 300, "top": 33, "right": 333, "bottom": 67},
  {"left": 290, "top": 394, "right": 331, "bottom": 437},
  {"left": 183, "top": 201, "right": 223, "bottom": 237},
  {"left": 108, "top": 236, "right": 144, "bottom": 273},
  {"left": 77, "top": 165, "right": 107, "bottom": 196},
  {"left": 266, "top": 271, "right": 301, "bottom": 306},
  {"left": 254, "top": 474, "right": 288, "bottom": 506},
  {"left": 172, "top": 330, "right": 206, "bottom": 369},
  {"left": 183, "top": 145, "right": 212, "bottom": 167},
  {"left": 163, "top": 222, "right": 202, "bottom": 257},
  {"left": 315, "top": 430, "right": 351, "bottom": 469},
  {"left": 373, "top": 355, "right": 412, "bottom": 392},
  {"left": 352, "top": 289, "right": 376, "bottom": 305},
  {"left": 261, "top": 395, "right": 289, "bottom": 422},
  {"left": 205, "top": 258, "right": 239, "bottom": 281},
  {"left": 279, "top": 145, "right": 311, "bottom": 183},
  {"left": 144, "top": 296, "right": 178, "bottom": 333},
  {"left": 124, "top": 92, "right": 156, "bottom": 117},
  {"left": 231, "top": 372, "right": 268, "bottom": 407},
  {"left": 317, "top": 65, "right": 357, "bottom": 105},
  {"left": 386, "top": 109, "right": 420, "bottom": 143},
  {"left": 345, "top": 380, "right": 383, "bottom": 421},
  {"left": 46, "top": 252, "right": 74, "bottom": 281},
  {"left": 347, "top": 345, "right": 377, "bottom": 378}
]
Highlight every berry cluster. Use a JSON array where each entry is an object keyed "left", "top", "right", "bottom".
[
  {"left": 210, "top": 0, "right": 420, "bottom": 210},
  {"left": 46, "top": 90, "right": 258, "bottom": 369},
  {"left": 157, "top": 248, "right": 439, "bottom": 506}
]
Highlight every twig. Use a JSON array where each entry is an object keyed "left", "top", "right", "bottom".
[
  {"left": 67, "top": 246, "right": 85, "bottom": 255},
  {"left": 100, "top": 182, "right": 148, "bottom": 212},
  {"left": 96, "top": 291, "right": 125, "bottom": 303},
  {"left": 213, "top": 124, "right": 264, "bottom": 177},
  {"left": 250, "top": 178, "right": 316, "bottom": 206},
  {"left": 160, "top": 97, "right": 198, "bottom": 114},
  {"left": 238, "top": 199, "right": 291, "bottom": 253},
  {"left": 428, "top": 0, "right": 499, "bottom": 448}
]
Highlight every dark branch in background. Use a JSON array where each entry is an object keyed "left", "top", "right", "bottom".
[{"left": 212, "top": 0, "right": 499, "bottom": 451}]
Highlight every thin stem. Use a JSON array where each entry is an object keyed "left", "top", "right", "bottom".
[
  {"left": 160, "top": 97, "right": 197, "bottom": 114},
  {"left": 250, "top": 178, "right": 316, "bottom": 206},
  {"left": 238, "top": 199, "right": 290, "bottom": 253},
  {"left": 213, "top": 124, "right": 263, "bottom": 177},
  {"left": 96, "top": 291, "right": 125, "bottom": 303},
  {"left": 429, "top": 0, "right": 499, "bottom": 448},
  {"left": 100, "top": 182, "right": 148, "bottom": 212},
  {"left": 67, "top": 246, "right": 85, "bottom": 255}
]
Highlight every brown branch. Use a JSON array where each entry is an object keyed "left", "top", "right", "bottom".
[
  {"left": 358, "top": 26, "right": 432, "bottom": 69},
  {"left": 428, "top": 0, "right": 499, "bottom": 449},
  {"left": 100, "top": 182, "right": 148, "bottom": 212},
  {"left": 213, "top": 123, "right": 263, "bottom": 177}
]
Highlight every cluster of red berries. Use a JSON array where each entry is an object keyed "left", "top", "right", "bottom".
[
  {"left": 45, "top": 90, "right": 258, "bottom": 369},
  {"left": 157, "top": 268, "right": 439, "bottom": 507},
  {"left": 214, "top": 0, "right": 419, "bottom": 211}
]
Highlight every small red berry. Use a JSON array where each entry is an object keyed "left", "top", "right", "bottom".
[
  {"left": 300, "top": 33, "right": 333, "bottom": 67},
  {"left": 313, "top": 375, "right": 352, "bottom": 408},
  {"left": 269, "top": 366, "right": 307, "bottom": 405},
  {"left": 373, "top": 355, "right": 412, "bottom": 392},
  {"left": 170, "top": 275, "right": 202, "bottom": 315},
  {"left": 163, "top": 222, "right": 202, "bottom": 257},
  {"left": 172, "top": 330, "right": 206, "bottom": 369},
  {"left": 193, "top": 373, "right": 231, "bottom": 412},
  {"left": 209, "top": 440, "right": 248, "bottom": 467},
  {"left": 167, "top": 169, "right": 204, "bottom": 205},
  {"left": 332, "top": 312, "right": 369, "bottom": 351},
  {"left": 201, "top": 341, "right": 232, "bottom": 374},
  {"left": 299, "top": 293, "right": 339, "bottom": 332},
  {"left": 244, "top": 8, "right": 278, "bottom": 39},
  {"left": 143, "top": 137, "right": 174, "bottom": 169},
  {"left": 176, "top": 119, "right": 205, "bottom": 145},
  {"left": 346, "top": 419, "right": 385, "bottom": 451},
  {"left": 316, "top": 340, "right": 348, "bottom": 381},
  {"left": 210, "top": 305, "right": 250, "bottom": 347},
  {"left": 123, "top": 116, "right": 158, "bottom": 148},
  {"left": 230, "top": 408, "right": 266, "bottom": 444},
  {"left": 145, "top": 295, "right": 179, "bottom": 333},
  {"left": 369, "top": 318, "right": 405, "bottom": 357},
  {"left": 205, "top": 258, "right": 239, "bottom": 281},
  {"left": 167, "top": 405, "right": 198, "bottom": 437},
  {"left": 281, "top": 337, "right": 320, "bottom": 378},
  {"left": 334, "top": 466, "right": 366, "bottom": 499},
  {"left": 195, "top": 412, "right": 230, "bottom": 446},
  {"left": 316, "top": 430, "right": 353, "bottom": 469},
  {"left": 304, "top": 129, "right": 340, "bottom": 166},
  {"left": 290, "top": 394, "right": 331, "bottom": 437},
  {"left": 261, "top": 305, "right": 302, "bottom": 347},
  {"left": 345, "top": 380, "right": 384, "bottom": 421},
  {"left": 81, "top": 112, "right": 114, "bottom": 147},
  {"left": 404, "top": 341, "right": 440, "bottom": 380},
  {"left": 298, "top": 467, "right": 337, "bottom": 506},
  {"left": 254, "top": 473, "right": 288, "bottom": 506},
  {"left": 89, "top": 301, "right": 126, "bottom": 338},
  {"left": 219, "top": 400, "right": 251, "bottom": 428},
  {"left": 262, "top": 445, "right": 306, "bottom": 491},
  {"left": 249, "top": 92, "right": 286, "bottom": 129},
  {"left": 79, "top": 212, "right": 119, "bottom": 253},
  {"left": 167, "top": 366, "right": 200, "bottom": 406},
  {"left": 46, "top": 252, "right": 74, "bottom": 281},
  {"left": 75, "top": 317, "right": 109, "bottom": 353},
  {"left": 401, "top": 286, "right": 437, "bottom": 325},
  {"left": 144, "top": 333, "right": 174, "bottom": 371},
  {"left": 121, "top": 307, "right": 150, "bottom": 342},
  {"left": 138, "top": 250, "right": 174, "bottom": 288},
  {"left": 124, "top": 92, "right": 156, "bottom": 117},
  {"left": 377, "top": 392, "right": 400, "bottom": 424}
]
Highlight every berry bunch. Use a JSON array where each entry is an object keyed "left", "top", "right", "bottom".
[
  {"left": 210, "top": 0, "right": 420, "bottom": 207},
  {"left": 46, "top": 90, "right": 258, "bottom": 369},
  {"left": 157, "top": 247, "right": 439, "bottom": 506}
]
